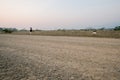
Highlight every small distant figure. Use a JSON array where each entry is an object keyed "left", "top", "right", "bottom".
[{"left": 30, "top": 27, "right": 32, "bottom": 35}]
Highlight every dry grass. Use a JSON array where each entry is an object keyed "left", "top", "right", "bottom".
[
  {"left": 12, "top": 30, "right": 120, "bottom": 38},
  {"left": 0, "top": 34, "right": 120, "bottom": 80}
]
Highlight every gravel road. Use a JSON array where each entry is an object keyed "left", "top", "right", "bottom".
[{"left": 0, "top": 34, "right": 120, "bottom": 80}]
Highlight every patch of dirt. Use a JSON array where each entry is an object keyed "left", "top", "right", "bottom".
[{"left": 0, "top": 34, "right": 120, "bottom": 80}]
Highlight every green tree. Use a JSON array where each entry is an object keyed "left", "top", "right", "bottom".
[
  {"left": 0, "top": 28, "right": 3, "bottom": 31},
  {"left": 114, "top": 26, "right": 120, "bottom": 31},
  {"left": 2, "top": 28, "right": 17, "bottom": 33}
]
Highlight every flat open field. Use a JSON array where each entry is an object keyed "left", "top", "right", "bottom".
[{"left": 0, "top": 34, "right": 120, "bottom": 80}]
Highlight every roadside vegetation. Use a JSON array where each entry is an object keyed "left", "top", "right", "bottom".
[
  {"left": 0, "top": 28, "right": 17, "bottom": 33},
  {"left": 0, "top": 26, "right": 120, "bottom": 38}
]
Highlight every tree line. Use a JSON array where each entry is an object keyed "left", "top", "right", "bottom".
[
  {"left": 0, "top": 26, "right": 120, "bottom": 34},
  {"left": 0, "top": 28, "right": 18, "bottom": 33}
]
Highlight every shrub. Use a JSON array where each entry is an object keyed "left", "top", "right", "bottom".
[
  {"left": 2, "top": 28, "right": 17, "bottom": 33},
  {"left": 114, "top": 26, "right": 120, "bottom": 31}
]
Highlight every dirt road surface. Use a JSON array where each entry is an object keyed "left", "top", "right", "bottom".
[{"left": 0, "top": 34, "right": 120, "bottom": 80}]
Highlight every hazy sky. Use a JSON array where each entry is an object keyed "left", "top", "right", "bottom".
[{"left": 0, "top": 0, "right": 120, "bottom": 30}]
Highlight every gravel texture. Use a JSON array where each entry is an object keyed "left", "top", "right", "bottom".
[{"left": 0, "top": 34, "right": 120, "bottom": 80}]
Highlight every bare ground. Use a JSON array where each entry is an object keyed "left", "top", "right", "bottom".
[{"left": 0, "top": 34, "right": 120, "bottom": 80}]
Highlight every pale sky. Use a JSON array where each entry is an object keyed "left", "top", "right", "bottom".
[{"left": 0, "top": 0, "right": 120, "bottom": 30}]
